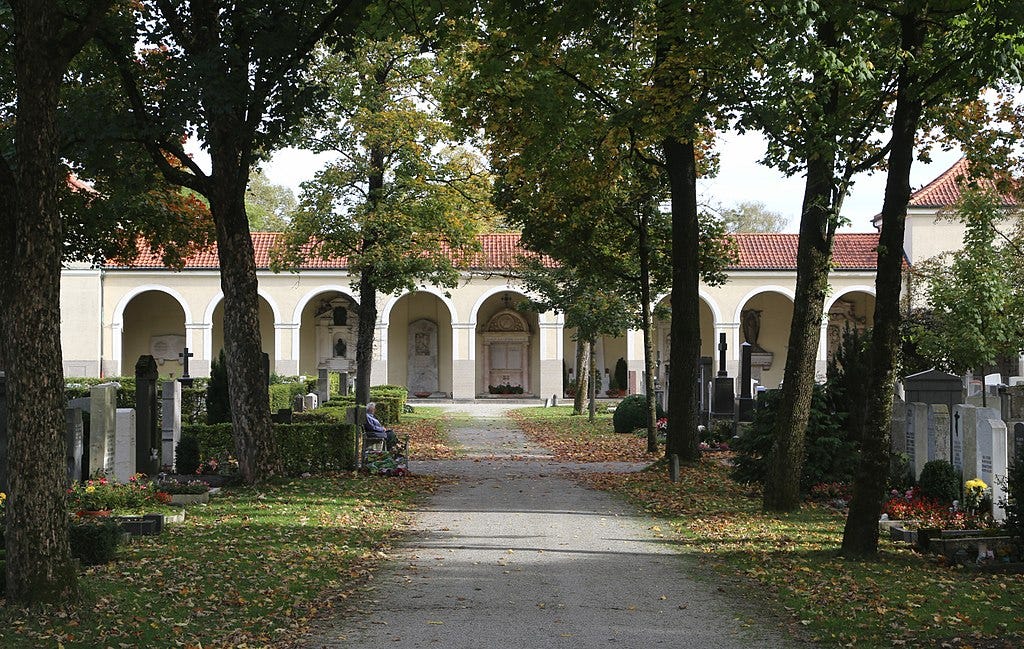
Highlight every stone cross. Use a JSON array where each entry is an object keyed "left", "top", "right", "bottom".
[
  {"left": 717, "top": 333, "right": 728, "bottom": 377},
  {"left": 178, "top": 347, "right": 194, "bottom": 387}
]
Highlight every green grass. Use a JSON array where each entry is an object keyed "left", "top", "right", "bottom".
[
  {"left": 585, "top": 462, "right": 1024, "bottom": 648},
  {"left": 0, "top": 474, "right": 436, "bottom": 648}
]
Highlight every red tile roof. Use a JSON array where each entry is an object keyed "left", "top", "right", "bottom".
[
  {"left": 731, "top": 233, "right": 878, "bottom": 270},
  {"left": 908, "top": 158, "right": 1018, "bottom": 208},
  {"left": 108, "top": 231, "right": 880, "bottom": 272}
]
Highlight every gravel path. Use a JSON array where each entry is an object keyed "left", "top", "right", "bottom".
[{"left": 299, "top": 405, "right": 805, "bottom": 648}]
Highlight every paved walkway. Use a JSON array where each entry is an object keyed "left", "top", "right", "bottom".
[{"left": 300, "top": 406, "right": 804, "bottom": 648}]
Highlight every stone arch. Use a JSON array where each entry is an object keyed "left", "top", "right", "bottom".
[
  {"left": 209, "top": 293, "right": 279, "bottom": 370},
  {"left": 735, "top": 288, "right": 796, "bottom": 389},
  {"left": 115, "top": 288, "right": 189, "bottom": 376},
  {"left": 381, "top": 286, "right": 458, "bottom": 326},
  {"left": 293, "top": 289, "right": 360, "bottom": 376},
  {"left": 474, "top": 290, "right": 538, "bottom": 396},
  {"left": 291, "top": 285, "right": 359, "bottom": 324},
  {"left": 111, "top": 285, "right": 192, "bottom": 377},
  {"left": 386, "top": 291, "right": 455, "bottom": 396},
  {"left": 825, "top": 288, "right": 876, "bottom": 361}
]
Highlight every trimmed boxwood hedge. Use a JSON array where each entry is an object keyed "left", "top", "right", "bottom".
[
  {"left": 269, "top": 382, "right": 307, "bottom": 412},
  {"left": 181, "top": 421, "right": 358, "bottom": 474}
]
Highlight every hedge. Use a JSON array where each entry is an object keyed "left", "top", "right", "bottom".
[
  {"left": 269, "top": 382, "right": 306, "bottom": 412},
  {"left": 180, "top": 421, "right": 358, "bottom": 474}
]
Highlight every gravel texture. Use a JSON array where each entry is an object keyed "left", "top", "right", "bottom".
[{"left": 299, "top": 405, "right": 806, "bottom": 648}]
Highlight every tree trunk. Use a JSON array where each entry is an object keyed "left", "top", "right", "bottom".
[
  {"left": 573, "top": 340, "right": 589, "bottom": 415},
  {"left": 354, "top": 142, "right": 386, "bottom": 406},
  {"left": 664, "top": 136, "right": 701, "bottom": 463},
  {"left": 588, "top": 341, "right": 597, "bottom": 422},
  {"left": 842, "top": 13, "right": 926, "bottom": 557},
  {"left": 762, "top": 153, "right": 837, "bottom": 512},
  {"left": 639, "top": 208, "right": 658, "bottom": 453},
  {"left": 2, "top": 1, "right": 78, "bottom": 604},
  {"left": 207, "top": 146, "right": 283, "bottom": 483}
]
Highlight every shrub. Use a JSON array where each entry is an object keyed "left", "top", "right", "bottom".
[
  {"left": 269, "top": 382, "right": 305, "bottom": 412},
  {"left": 293, "top": 406, "right": 348, "bottom": 424},
  {"left": 612, "top": 394, "right": 665, "bottom": 433},
  {"left": 732, "top": 383, "right": 857, "bottom": 494},
  {"left": 181, "top": 386, "right": 207, "bottom": 425},
  {"left": 613, "top": 357, "right": 628, "bottom": 393},
  {"left": 175, "top": 433, "right": 201, "bottom": 475},
  {"left": 917, "top": 460, "right": 960, "bottom": 505},
  {"left": 181, "top": 421, "right": 358, "bottom": 474},
  {"left": 206, "top": 349, "right": 231, "bottom": 424},
  {"left": 156, "top": 479, "right": 210, "bottom": 495},
  {"left": 1003, "top": 456, "right": 1024, "bottom": 538},
  {"left": 69, "top": 518, "right": 122, "bottom": 566}
]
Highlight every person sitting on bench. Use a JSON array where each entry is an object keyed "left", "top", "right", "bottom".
[{"left": 365, "top": 402, "right": 398, "bottom": 452}]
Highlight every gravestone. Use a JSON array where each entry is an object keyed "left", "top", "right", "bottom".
[
  {"left": 906, "top": 402, "right": 929, "bottom": 479},
  {"left": 113, "top": 408, "right": 137, "bottom": 483},
  {"left": 890, "top": 395, "right": 906, "bottom": 454},
  {"left": 737, "top": 342, "right": 755, "bottom": 422},
  {"left": 89, "top": 382, "right": 118, "bottom": 476},
  {"left": 65, "top": 407, "right": 84, "bottom": 484},
  {"left": 712, "top": 333, "right": 735, "bottom": 417},
  {"left": 178, "top": 347, "right": 194, "bottom": 387},
  {"left": 135, "top": 355, "right": 160, "bottom": 476},
  {"left": 317, "top": 368, "right": 329, "bottom": 406},
  {"left": 408, "top": 319, "right": 439, "bottom": 395},
  {"left": 303, "top": 393, "right": 319, "bottom": 411},
  {"left": 976, "top": 418, "right": 1009, "bottom": 521},
  {"left": 957, "top": 404, "right": 1001, "bottom": 482},
  {"left": 161, "top": 379, "right": 181, "bottom": 472},
  {"left": 0, "top": 372, "right": 7, "bottom": 493},
  {"left": 927, "top": 404, "right": 950, "bottom": 463},
  {"left": 293, "top": 394, "right": 305, "bottom": 412},
  {"left": 1013, "top": 422, "right": 1024, "bottom": 462}
]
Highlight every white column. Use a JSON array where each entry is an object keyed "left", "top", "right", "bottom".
[
  {"left": 538, "top": 319, "right": 565, "bottom": 400},
  {"left": 816, "top": 321, "right": 830, "bottom": 381},
  {"left": 187, "top": 323, "right": 213, "bottom": 376},
  {"left": 522, "top": 342, "right": 530, "bottom": 394},
  {"left": 276, "top": 322, "right": 300, "bottom": 375},
  {"left": 452, "top": 323, "right": 476, "bottom": 399},
  {"left": 110, "top": 320, "right": 124, "bottom": 377}
]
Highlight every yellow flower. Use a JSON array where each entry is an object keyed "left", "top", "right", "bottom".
[
  {"left": 0, "top": 492, "right": 6, "bottom": 504},
  {"left": 965, "top": 479, "right": 988, "bottom": 492},
  {"left": 85, "top": 485, "right": 96, "bottom": 493}
]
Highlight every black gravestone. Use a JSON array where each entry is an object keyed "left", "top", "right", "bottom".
[
  {"left": 737, "top": 342, "right": 755, "bottom": 422},
  {"left": 712, "top": 334, "right": 735, "bottom": 417},
  {"left": 1014, "top": 422, "right": 1024, "bottom": 462},
  {"left": 135, "top": 355, "right": 160, "bottom": 476}
]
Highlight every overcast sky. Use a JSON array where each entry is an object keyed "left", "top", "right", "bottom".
[{"left": 259, "top": 133, "right": 963, "bottom": 234}]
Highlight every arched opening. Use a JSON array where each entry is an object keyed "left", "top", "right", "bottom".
[
  {"left": 652, "top": 295, "right": 716, "bottom": 386},
  {"left": 386, "top": 292, "right": 454, "bottom": 397},
  {"left": 826, "top": 291, "right": 875, "bottom": 361},
  {"left": 297, "top": 291, "right": 359, "bottom": 376},
  {"left": 475, "top": 291, "right": 539, "bottom": 396},
  {"left": 121, "top": 290, "right": 186, "bottom": 376},
  {"left": 212, "top": 295, "right": 276, "bottom": 369},
  {"left": 737, "top": 291, "right": 795, "bottom": 389}
]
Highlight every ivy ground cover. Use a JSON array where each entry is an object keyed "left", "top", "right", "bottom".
[
  {"left": 0, "top": 474, "right": 439, "bottom": 648},
  {"left": 582, "top": 461, "right": 1024, "bottom": 648}
]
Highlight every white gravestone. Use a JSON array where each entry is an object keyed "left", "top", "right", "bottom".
[
  {"left": 407, "top": 319, "right": 439, "bottom": 395},
  {"left": 890, "top": 396, "right": 906, "bottom": 454},
  {"left": 114, "top": 408, "right": 137, "bottom": 483},
  {"left": 89, "top": 383, "right": 118, "bottom": 476},
  {"left": 303, "top": 393, "right": 319, "bottom": 410},
  {"left": 161, "top": 380, "right": 181, "bottom": 471},
  {"left": 977, "top": 418, "right": 1009, "bottom": 521},
  {"left": 906, "top": 402, "right": 929, "bottom": 480},
  {"left": 927, "top": 404, "right": 950, "bottom": 464}
]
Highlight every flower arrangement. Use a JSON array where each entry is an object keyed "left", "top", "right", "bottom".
[
  {"left": 882, "top": 487, "right": 993, "bottom": 530},
  {"left": 656, "top": 418, "right": 668, "bottom": 432},
  {"left": 67, "top": 474, "right": 159, "bottom": 514},
  {"left": 964, "top": 478, "right": 989, "bottom": 511},
  {"left": 488, "top": 383, "right": 524, "bottom": 395},
  {"left": 197, "top": 453, "right": 239, "bottom": 476},
  {"left": 0, "top": 491, "right": 6, "bottom": 518}
]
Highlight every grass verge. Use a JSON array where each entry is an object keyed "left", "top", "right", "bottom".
[
  {"left": 511, "top": 405, "right": 658, "bottom": 462},
  {"left": 0, "top": 473, "right": 439, "bottom": 648},
  {"left": 396, "top": 406, "right": 458, "bottom": 459},
  {"left": 582, "top": 460, "right": 1024, "bottom": 648}
]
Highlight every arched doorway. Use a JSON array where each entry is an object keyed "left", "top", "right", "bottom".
[
  {"left": 211, "top": 295, "right": 276, "bottom": 370},
  {"left": 120, "top": 290, "right": 187, "bottom": 376},
  {"left": 736, "top": 290, "right": 795, "bottom": 388},
  {"left": 653, "top": 295, "right": 717, "bottom": 385},
  {"left": 296, "top": 291, "right": 359, "bottom": 377},
  {"left": 826, "top": 291, "right": 875, "bottom": 361},
  {"left": 386, "top": 291, "right": 454, "bottom": 397},
  {"left": 475, "top": 291, "right": 539, "bottom": 396}
]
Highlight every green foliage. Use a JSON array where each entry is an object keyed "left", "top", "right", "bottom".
[
  {"left": 613, "top": 358, "right": 628, "bottom": 393},
  {"left": 718, "top": 201, "right": 788, "bottom": 233},
  {"left": 612, "top": 394, "right": 665, "bottom": 434},
  {"left": 910, "top": 189, "right": 1024, "bottom": 373},
  {"left": 68, "top": 519, "right": 122, "bottom": 566},
  {"left": 917, "top": 460, "right": 960, "bottom": 505},
  {"left": 181, "top": 422, "right": 358, "bottom": 475},
  {"left": 206, "top": 350, "right": 231, "bottom": 425},
  {"left": 293, "top": 407, "right": 348, "bottom": 424},
  {"left": 175, "top": 434, "right": 201, "bottom": 476},
  {"left": 732, "top": 383, "right": 858, "bottom": 495},
  {"left": 245, "top": 169, "right": 295, "bottom": 231},
  {"left": 181, "top": 386, "right": 207, "bottom": 426},
  {"left": 889, "top": 452, "right": 915, "bottom": 494},
  {"left": 1004, "top": 455, "right": 1024, "bottom": 539},
  {"left": 269, "top": 382, "right": 305, "bottom": 412}
]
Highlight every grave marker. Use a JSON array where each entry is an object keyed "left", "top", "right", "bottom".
[
  {"left": 135, "top": 355, "right": 160, "bottom": 475},
  {"left": 89, "top": 382, "right": 118, "bottom": 476},
  {"left": 927, "top": 404, "right": 950, "bottom": 463},
  {"left": 161, "top": 380, "right": 181, "bottom": 472},
  {"left": 906, "top": 402, "right": 929, "bottom": 479},
  {"left": 1013, "top": 422, "right": 1024, "bottom": 462},
  {"left": 113, "top": 408, "right": 136, "bottom": 483},
  {"left": 303, "top": 393, "right": 319, "bottom": 410},
  {"left": 977, "top": 418, "right": 1009, "bottom": 521},
  {"left": 65, "top": 407, "right": 84, "bottom": 484}
]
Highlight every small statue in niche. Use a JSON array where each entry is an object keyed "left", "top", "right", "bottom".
[
  {"left": 334, "top": 338, "right": 347, "bottom": 358},
  {"left": 741, "top": 309, "right": 766, "bottom": 352}
]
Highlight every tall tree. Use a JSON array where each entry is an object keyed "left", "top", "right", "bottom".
[
  {"left": 719, "top": 201, "right": 788, "bottom": 233},
  {"left": 455, "top": 1, "right": 739, "bottom": 461},
  {"left": 275, "top": 27, "right": 489, "bottom": 406},
  {"left": 246, "top": 169, "right": 296, "bottom": 232},
  {"left": 737, "top": 2, "right": 908, "bottom": 512},
  {"left": 0, "top": 0, "right": 114, "bottom": 605},
  {"left": 98, "top": 0, "right": 373, "bottom": 482},
  {"left": 843, "top": 0, "right": 1024, "bottom": 555}
]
